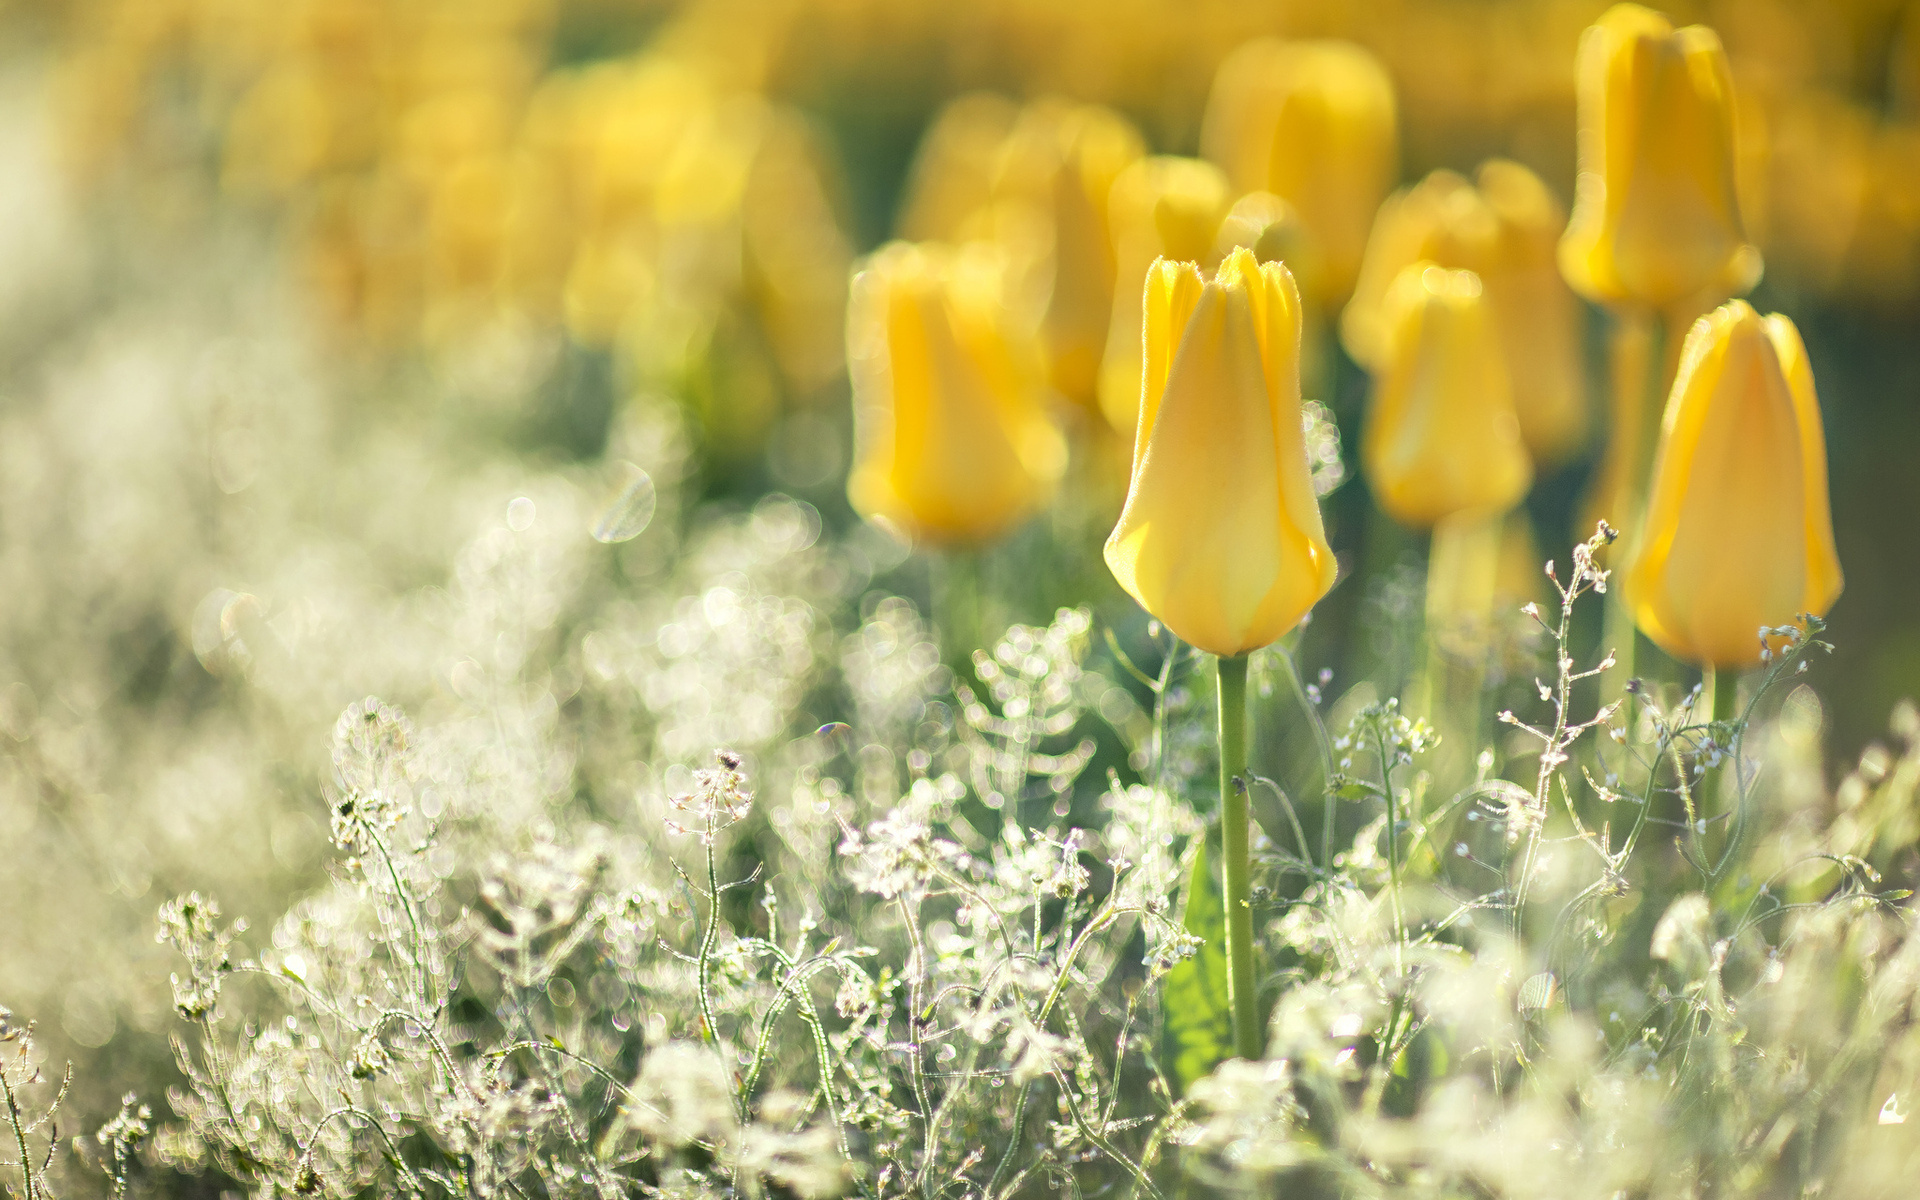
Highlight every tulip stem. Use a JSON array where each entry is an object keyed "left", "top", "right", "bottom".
[
  {"left": 1216, "top": 654, "right": 1262, "bottom": 1062},
  {"left": 1706, "top": 666, "right": 1738, "bottom": 725},
  {"left": 936, "top": 550, "right": 985, "bottom": 677},
  {"left": 1598, "top": 308, "right": 1660, "bottom": 703}
]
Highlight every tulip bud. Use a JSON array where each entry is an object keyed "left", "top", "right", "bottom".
[
  {"left": 1478, "top": 161, "right": 1591, "bottom": 463},
  {"left": 1342, "top": 170, "right": 1498, "bottom": 371},
  {"left": 1201, "top": 39, "right": 1398, "bottom": 307},
  {"left": 992, "top": 98, "right": 1146, "bottom": 405},
  {"left": 1559, "top": 4, "right": 1762, "bottom": 309},
  {"left": 847, "top": 242, "right": 1068, "bottom": 546},
  {"left": 1212, "top": 191, "right": 1318, "bottom": 285},
  {"left": 1104, "top": 249, "right": 1337, "bottom": 656},
  {"left": 1362, "top": 263, "right": 1533, "bottom": 527},
  {"left": 1623, "top": 301, "right": 1842, "bottom": 666},
  {"left": 896, "top": 92, "right": 1021, "bottom": 242},
  {"left": 1344, "top": 163, "right": 1589, "bottom": 464},
  {"left": 1096, "top": 156, "right": 1232, "bottom": 433}
]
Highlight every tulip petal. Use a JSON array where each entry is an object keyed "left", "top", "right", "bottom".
[
  {"left": 1626, "top": 302, "right": 1841, "bottom": 665},
  {"left": 1106, "top": 251, "right": 1334, "bottom": 655}
]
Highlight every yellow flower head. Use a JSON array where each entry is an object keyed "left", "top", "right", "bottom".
[
  {"left": 1559, "top": 3, "right": 1762, "bottom": 309},
  {"left": 895, "top": 92, "right": 1021, "bottom": 242},
  {"left": 1212, "top": 191, "right": 1319, "bottom": 288},
  {"left": 992, "top": 98, "right": 1147, "bottom": 405},
  {"left": 1097, "top": 155, "right": 1233, "bottom": 432},
  {"left": 1345, "top": 162, "right": 1590, "bottom": 464},
  {"left": 1201, "top": 39, "right": 1398, "bottom": 307},
  {"left": 847, "top": 242, "right": 1068, "bottom": 546},
  {"left": 1104, "top": 249, "right": 1337, "bottom": 656},
  {"left": 1362, "top": 263, "right": 1533, "bottom": 527},
  {"left": 1624, "top": 301, "right": 1842, "bottom": 666}
]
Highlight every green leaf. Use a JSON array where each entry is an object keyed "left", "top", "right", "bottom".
[{"left": 1163, "top": 840, "right": 1232, "bottom": 1095}]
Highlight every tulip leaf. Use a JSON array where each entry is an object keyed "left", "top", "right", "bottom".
[{"left": 1162, "top": 839, "right": 1232, "bottom": 1095}]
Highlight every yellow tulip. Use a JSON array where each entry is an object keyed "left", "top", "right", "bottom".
[
  {"left": 1344, "top": 163, "right": 1588, "bottom": 464},
  {"left": 1200, "top": 39, "right": 1398, "bottom": 307},
  {"left": 1212, "top": 191, "right": 1317, "bottom": 285},
  {"left": 1478, "top": 160, "right": 1590, "bottom": 464},
  {"left": 1103, "top": 249, "right": 1337, "bottom": 657},
  {"left": 1558, "top": 3, "right": 1762, "bottom": 309},
  {"left": 896, "top": 92, "right": 1021, "bottom": 242},
  {"left": 1362, "top": 263, "right": 1533, "bottom": 527},
  {"left": 847, "top": 242, "right": 1068, "bottom": 546},
  {"left": 992, "top": 98, "right": 1146, "bottom": 406},
  {"left": 1342, "top": 170, "right": 1497, "bottom": 371},
  {"left": 1623, "top": 301, "right": 1842, "bottom": 666},
  {"left": 1096, "top": 156, "right": 1232, "bottom": 433}
]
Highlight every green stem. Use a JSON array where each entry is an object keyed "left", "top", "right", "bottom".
[
  {"left": 1216, "top": 654, "right": 1261, "bottom": 1062},
  {"left": 1708, "top": 666, "right": 1738, "bottom": 725},
  {"left": 1598, "top": 307, "right": 1662, "bottom": 706},
  {"left": 936, "top": 549, "right": 984, "bottom": 678}
]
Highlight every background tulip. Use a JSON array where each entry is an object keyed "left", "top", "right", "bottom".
[
  {"left": 1212, "top": 191, "right": 1318, "bottom": 285},
  {"left": 1362, "top": 263, "right": 1533, "bottom": 528},
  {"left": 1200, "top": 39, "right": 1399, "bottom": 308},
  {"left": 1559, "top": 3, "right": 1762, "bottom": 310},
  {"left": 1096, "top": 156, "right": 1232, "bottom": 433},
  {"left": 1104, "top": 249, "right": 1336, "bottom": 657},
  {"left": 1343, "top": 163, "right": 1588, "bottom": 465},
  {"left": 896, "top": 92, "right": 1021, "bottom": 242},
  {"left": 847, "top": 242, "right": 1068, "bottom": 545},
  {"left": 991, "top": 98, "right": 1146, "bottom": 406},
  {"left": 1624, "top": 301, "right": 1843, "bottom": 666}
]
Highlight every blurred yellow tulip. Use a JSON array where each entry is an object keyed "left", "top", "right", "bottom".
[
  {"left": 1478, "top": 160, "right": 1590, "bottom": 464},
  {"left": 1342, "top": 170, "right": 1498, "bottom": 370},
  {"left": 992, "top": 98, "right": 1146, "bottom": 405},
  {"left": 1559, "top": 3, "right": 1761, "bottom": 309},
  {"left": 1623, "top": 301, "right": 1842, "bottom": 666},
  {"left": 1104, "top": 249, "right": 1337, "bottom": 656},
  {"left": 1096, "top": 156, "right": 1232, "bottom": 432},
  {"left": 1201, "top": 39, "right": 1398, "bottom": 307},
  {"left": 1212, "top": 191, "right": 1318, "bottom": 284},
  {"left": 896, "top": 92, "right": 1021, "bottom": 241},
  {"left": 847, "top": 242, "right": 1068, "bottom": 546},
  {"left": 1363, "top": 263, "right": 1533, "bottom": 527},
  {"left": 1344, "top": 162, "right": 1588, "bottom": 464}
]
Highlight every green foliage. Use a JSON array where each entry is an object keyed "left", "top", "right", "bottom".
[{"left": 1161, "top": 841, "right": 1232, "bottom": 1095}]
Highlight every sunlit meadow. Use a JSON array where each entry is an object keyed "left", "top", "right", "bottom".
[{"left": 4, "top": 0, "right": 1920, "bottom": 1196}]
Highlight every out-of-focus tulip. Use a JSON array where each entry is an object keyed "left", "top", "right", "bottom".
[
  {"left": 1212, "top": 191, "right": 1317, "bottom": 284},
  {"left": 741, "top": 111, "right": 855, "bottom": 394},
  {"left": 1559, "top": 4, "right": 1762, "bottom": 309},
  {"left": 897, "top": 92, "right": 1021, "bottom": 241},
  {"left": 1623, "top": 301, "right": 1842, "bottom": 666},
  {"left": 1104, "top": 249, "right": 1337, "bottom": 656},
  {"left": 993, "top": 98, "right": 1146, "bottom": 405},
  {"left": 847, "top": 242, "right": 1068, "bottom": 546},
  {"left": 1481, "top": 161, "right": 1590, "bottom": 463},
  {"left": 1344, "top": 162, "right": 1588, "bottom": 464},
  {"left": 1200, "top": 39, "right": 1398, "bottom": 307},
  {"left": 1096, "top": 156, "right": 1232, "bottom": 432},
  {"left": 1342, "top": 170, "right": 1497, "bottom": 370},
  {"left": 1363, "top": 263, "right": 1532, "bottom": 527}
]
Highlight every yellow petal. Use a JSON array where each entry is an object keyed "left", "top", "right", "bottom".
[
  {"left": 848, "top": 242, "right": 1066, "bottom": 546},
  {"left": 1098, "top": 156, "right": 1232, "bottom": 432},
  {"left": 1624, "top": 302, "right": 1842, "bottom": 665},
  {"left": 1200, "top": 39, "right": 1397, "bottom": 307},
  {"left": 1362, "top": 264, "right": 1533, "bottom": 527},
  {"left": 1559, "top": 4, "right": 1760, "bottom": 308},
  {"left": 1105, "top": 250, "right": 1335, "bottom": 656}
]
